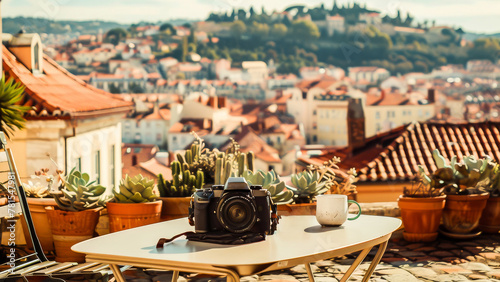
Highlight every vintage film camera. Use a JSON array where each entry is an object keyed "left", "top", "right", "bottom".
[{"left": 189, "top": 177, "right": 278, "bottom": 235}]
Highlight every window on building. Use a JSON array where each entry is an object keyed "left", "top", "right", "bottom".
[
  {"left": 313, "top": 110, "right": 317, "bottom": 115},
  {"left": 110, "top": 145, "right": 115, "bottom": 187},
  {"left": 76, "top": 157, "right": 81, "bottom": 171},
  {"left": 387, "top": 111, "right": 391, "bottom": 118},
  {"left": 277, "top": 136, "right": 281, "bottom": 143},
  {"left": 132, "top": 155, "right": 138, "bottom": 166},
  {"left": 312, "top": 135, "right": 317, "bottom": 142},
  {"left": 156, "top": 133, "right": 162, "bottom": 141},
  {"left": 376, "top": 123, "right": 381, "bottom": 132},
  {"left": 375, "top": 112, "right": 380, "bottom": 119},
  {"left": 94, "top": 151, "right": 101, "bottom": 184}
]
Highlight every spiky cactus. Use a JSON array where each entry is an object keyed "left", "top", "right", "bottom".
[
  {"left": 242, "top": 170, "right": 294, "bottom": 204},
  {"left": 291, "top": 170, "right": 329, "bottom": 202},
  {"left": 114, "top": 174, "right": 157, "bottom": 203},
  {"left": 157, "top": 161, "right": 204, "bottom": 197},
  {"left": 52, "top": 168, "right": 110, "bottom": 211}
]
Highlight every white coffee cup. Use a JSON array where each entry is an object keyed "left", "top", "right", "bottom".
[{"left": 315, "top": 194, "right": 361, "bottom": 226}]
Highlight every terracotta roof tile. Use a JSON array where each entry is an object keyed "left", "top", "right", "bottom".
[
  {"left": 352, "top": 121, "right": 500, "bottom": 182},
  {"left": 3, "top": 46, "right": 133, "bottom": 119}
]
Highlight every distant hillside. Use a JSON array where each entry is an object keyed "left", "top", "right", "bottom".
[
  {"left": 2, "top": 17, "right": 127, "bottom": 35},
  {"left": 463, "top": 32, "right": 500, "bottom": 42}
]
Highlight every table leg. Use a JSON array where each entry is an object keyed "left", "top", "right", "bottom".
[
  {"left": 361, "top": 240, "right": 388, "bottom": 282},
  {"left": 171, "top": 270, "right": 179, "bottom": 282},
  {"left": 339, "top": 246, "right": 373, "bottom": 282},
  {"left": 305, "top": 263, "right": 316, "bottom": 282},
  {"left": 109, "top": 264, "right": 126, "bottom": 282}
]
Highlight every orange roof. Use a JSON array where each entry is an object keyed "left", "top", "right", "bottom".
[
  {"left": 296, "top": 77, "right": 337, "bottom": 91},
  {"left": 367, "top": 92, "right": 411, "bottom": 106},
  {"left": 3, "top": 46, "right": 133, "bottom": 119},
  {"left": 221, "top": 127, "right": 281, "bottom": 163}
]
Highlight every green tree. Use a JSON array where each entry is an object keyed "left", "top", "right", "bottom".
[
  {"left": 160, "top": 23, "right": 176, "bottom": 35},
  {"left": 230, "top": 20, "right": 247, "bottom": 38},
  {"left": 270, "top": 23, "right": 288, "bottom": 39},
  {"left": 288, "top": 20, "right": 320, "bottom": 41},
  {"left": 105, "top": 28, "right": 128, "bottom": 45},
  {"left": 249, "top": 22, "right": 269, "bottom": 38},
  {"left": 0, "top": 75, "right": 30, "bottom": 138}
]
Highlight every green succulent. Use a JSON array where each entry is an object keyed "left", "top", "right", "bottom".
[
  {"left": 242, "top": 170, "right": 294, "bottom": 204},
  {"left": 291, "top": 170, "right": 329, "bottom": 199},
  {"left": 418, "top": 149, "right": 495, "bottom": 195},
  {"left": 114, "top": 174, "right": 157, "bottom": 203},
  {"left": 52, "top": 168, "right": 110, "bottom": 211}
]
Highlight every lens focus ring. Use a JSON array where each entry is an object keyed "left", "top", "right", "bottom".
[{"left": 217, "top": 194, "right": 257, "bottom": 233}]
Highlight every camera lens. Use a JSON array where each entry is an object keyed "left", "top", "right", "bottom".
[{"left": 217, "top": 194, "right": 257, "bottom": 233}]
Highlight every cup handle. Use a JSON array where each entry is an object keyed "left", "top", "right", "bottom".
[{"left": 347, "top": 200, "right": 361, "bottom": 221}]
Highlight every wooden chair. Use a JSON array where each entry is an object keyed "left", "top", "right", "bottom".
[{"left": 0, "top": 132, "right": 127, "bottom": 281}]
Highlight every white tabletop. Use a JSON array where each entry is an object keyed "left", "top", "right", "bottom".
[{"left": 73, "top": 215, "right": 401, "bottom": 276}]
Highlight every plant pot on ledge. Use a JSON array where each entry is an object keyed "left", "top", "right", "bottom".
[
  {"left": 443, "top": 193, "right": 489, "bottom": 234},
  {"left": 158, "top": 197, "right": 191, "bottom": 221},
  {"left": 479, "top": 196, "right": 500, "bottom": 233},
  {"left": 45, "top": 206, "right": 101, "bottom": 262},
  {"left": 21, "top": 197, "right": 58, "bottom": 253},
  {"left": 108, "top": 174, "right": 162, "bottom": 232},
  {"left": 398, "top": 195, "right": 446, "bottom": 242}
]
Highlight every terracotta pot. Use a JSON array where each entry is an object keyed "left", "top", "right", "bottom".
[
  {"left": 277, "top": 203, "right": 316, "bottom": 216},
  {"left": 45, "top": 206, "right": 101, "bottom": 263},
  {"left": 20, "top": 198, "right": 58, "bottom": 253},
  {"left": 479, "top": 196, "right": 500, "bottom": 233},
  {"left": 159, "top": 197, "right": 191, "bottom": 221},
  {"left": 107, "top": 201, "right": 162, "bottom": 233},
  {"left": 442, "top": 193, "right": 489, "bottom": 234},
  {"left": 398, "top": 195, "right": 446, "bottom": 242}
]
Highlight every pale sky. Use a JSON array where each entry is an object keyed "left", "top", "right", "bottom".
[{"left": 3, "top": 0, "right": 500, "bottom": 34}]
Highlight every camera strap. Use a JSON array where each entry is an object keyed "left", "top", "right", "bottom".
[{"left": 156, "top": 231, "right": 266, "bottom": 249}]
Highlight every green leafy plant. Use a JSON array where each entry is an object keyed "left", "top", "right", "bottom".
[
  {"left": 418, "top": 149, "right": 495, "bottom": 195},
  {"left": 242, "top": 170, "right": 294, "bottom": 204},
  {"left": 157, "top": 161, "right": 204, "bottom": 197},
  {"left": 0, "top": 74, "right": 30, "bottom": 138},
  {"left": 114, "top": 174, "right": 157, "bottom": 203},
  {"left": 52, "top": 168, "right": 110, "bottom": 211}
]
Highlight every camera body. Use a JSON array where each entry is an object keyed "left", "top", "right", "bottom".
[{"left": 190, "top": 177, "right": 277, "bottom": 235}]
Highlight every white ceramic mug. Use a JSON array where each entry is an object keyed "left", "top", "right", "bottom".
[{"left": 315, "top": 194, "right": 361, "bottom": 226}]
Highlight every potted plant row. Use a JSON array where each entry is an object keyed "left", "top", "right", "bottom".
[{"left": 399, "top": 149, "right": 499, "bottom": 242}]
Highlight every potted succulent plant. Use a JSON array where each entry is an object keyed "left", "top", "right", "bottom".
[
  {"left": 479, "top": 163, "right": 500, "bottom": 233},
  {"left": 398, "top": 162, "right": 446, "bottom": 242},
  {"left": 107, "top": 174, "right": 161, "bottom": 232},
  {"left": 428, "top": 150, "right": 492, "bottom": 234},
  {"left": 20, "top": 169, "right": 61, "bottom": 253},
  {"left": 45, "top": 167, "right": 110, "bottom": 262},
  {"left": 279, "top": 157, "right": 357, "bottom": 216}
]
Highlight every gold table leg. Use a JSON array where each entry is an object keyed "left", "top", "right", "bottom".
[
  {"left": 305, "top": 263, "right": 316, "bottom": 282},
  {"left": 339, "top": 246, "right": 373, "bottom": 282},
  {"left": 362, "top": 240, "right": 388, "bottom": 282},
  {"left": 109, "top": 264, "right": 126, "bottom": 282}
]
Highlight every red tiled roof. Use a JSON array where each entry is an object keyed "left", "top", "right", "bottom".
[
  {"left": 3, "top": 46, "right": 133, "bottom": 119},
  {"left": 296, "top": 76, "right": 337, "bottom": 91},
  {"left": 353, "top": 121, "right": 500, "bottom": 182},
  {"left": 221, "top": 127, "right": 281, "bottom": 163}
]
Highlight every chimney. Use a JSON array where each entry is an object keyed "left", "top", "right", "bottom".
[
  {"left": 428, "top": 88, "right": 435, "bottom": 103},
  {"left": 347, "top": 98, "right": 365, "bottom": 152},
  {"left": 208, "top": 96, "right": 218, "bottom": 109},
  {"left": 218, "top": 96, "right": 227, "bottom": 108}
]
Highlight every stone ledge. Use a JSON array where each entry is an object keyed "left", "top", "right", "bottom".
[{"left": 350, "top": 202, "right": 400, "bottom": 217}]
